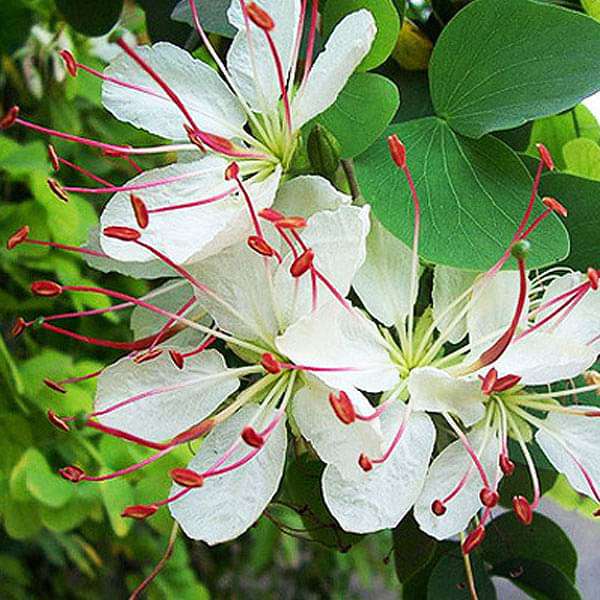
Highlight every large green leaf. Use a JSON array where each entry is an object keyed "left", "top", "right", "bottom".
[
  {"left": 481, "top": 512, "right": 577, "bottom": 583},
  {"left": 55, "top": 0, "right": 123, "bottom": 37},
  {"left": 393, "top": 514, "right": 437, "bottom": 583},
  {"left": 314, "top": 73, "right": 399, "bottom": 158},
  {"left": 322, "top": 0, "right": 400, "bottom": 71},
  {"left": 355, "top": 118, "right": 569, "bottom": 270},
  {"left": 171, "top": 0, "right": 236, "bottom": 37},
  {"left": 430, "top": 0, "right": 600, "bottom": 138}
]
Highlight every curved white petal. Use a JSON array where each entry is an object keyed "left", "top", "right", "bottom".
[
  {"left": 227, "top": 0, "right": 300, "bottom": 113},
  {"left": 536, "top": 408, "right": 600, "bottom": 502},
  {"left": 537, "top": 272, "right": 600, "bottom": 352},
  {"left": 170, "top": 404, "right": 287, "bottom": 544},
  {"left": 322, "top": 404, "right": 435, "bottom": 533},
  {"left": 432, "top": 266, "right": 476, "bottom": 344},
  {"left": 293, "top": 379, "right": 383, "bottom": 480},
  {"left": 490, "top": 331, "right": 596, "bottom": 385},
  {"left": 414, "top": 428, "right": 500, "bottom": 540},
  {"left": 95, "top": 350, "right": 240, "bottom": 442},
  {"left": 100, "top": 160, "right": 280, "bottom": 264},
  {"left": 353, "top": 218, "right": 415, "bottom": 327},
  {"left": 292, "top": 10, "right": 377, "bottom": 129},
  {"left": 408, "top": 367, "right": 486, "bottom": 427},
  {"left": 102, "top": 42, "right": 245, "bottom": 140},
  {"left": 276, "top": 301, "right": 399, "bottom": 392}
]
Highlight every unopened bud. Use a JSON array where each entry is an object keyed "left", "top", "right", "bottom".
[
  {"left": 121, "top": 504, "right": 158, "bottom": 520},
  {"left": 307, "top": 124, "right": 341, "bottom": 179},
  {"left": 510, "top": 239, "right": 530, "bottom": 261},
  {"left": 59, "top": 49, "right": 78, "bottom": 76},
  {"left": 59, "top": 465, "right": 85, "bottom": 482},
  {"left": 130, "top": 194, "right": 149, "bottom": 229},
  {"left": 512, "top": 495, "right": 533, "bottom": 525},
  {"left": 31, "top": 280, "right": 63, "bottom": 297},
  {"left": 358, "top": 453, "right": 373, "bottom": 472},
  {"left": 47, "top": 410, "right": 70, "bottom": 431},
  {"left": 246, "top": 2, "right": 275, "bottom": 31},
  {"left": 388, "top": 134, "right": 407, "bottom": 169},
  {"left": 431, "top": 499, "right": 446, "bottom": 516},
  {"left": 7, "top": 225, "right": 29, "bottom": 250},
  {"left": 0, "top": 106, "right": 19, "bottom": 130},
  {"left": 290, "top": 249, "right": 314, "bottom": 278},
  {"left": 462, "top": 525, "right": 486, "bottom": 554},
  {"left": 247, "top": 235, "right": 275, "bottom": 257},
  {"left": 103, "top": 226, "right": 141, "bottom": 241},
  {"left": 542, "top": 197, "right": 567, "bottom": 218},
  {"left": 479, "top": 487, "right": 500, "bottom": 508},
  {"left": 500, "top": 454, "right": 515, "bottom": 476},
  {"left": 241, "top": 426, "right": 264, "bottom": 448},
  {"left": 328, "top": 391, "right": 356, "bottom": 425},
  {"left": 536, "top": 143, "right": 555, "bottom": 171},
  {"left": 44, "top": 379, "right": 67, "bottom": 394},
  {"left": 170, "top": 467, "right": 204, "bottom": 488},
  {"left": 261, "top": 353, "right": 281, "bottom": 374},
  {"left": 47, "top": 178, "right": 69, "bottom": 202}
]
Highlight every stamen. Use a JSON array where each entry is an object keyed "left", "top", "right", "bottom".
[
  {"left": 0, "top": 105, "right": 20, "bottom": 129},
  {"left": 512, "top": 495, "right": 533, "bottom": 525},
  {"left": 50, "top": 150, "right": 113, "bottom": 186},
  {"left": 148, "top": 188, "right": 235, "bottom": 214},
  {"left": 241, "top": 426, "right": 265, "bottom": 448},
  {"left": 462, "top": 524, "right": 486, "bottom": 555},
  {"left": 130, "top": 194, "right": 149, "bottom": 228},
  {"left": 367, "top": 403, "right": 413, "bottom": 467},
  {"left": 47, "top": 410, "right": 70, "bottom": 431},
  {"left": 122, "top": 504, "right": 158, "bottom": 520},
  {"left": 261, "top": 353, "right": 282, "bottom": 374},
  {"left": 301, "top": 0, "right": 320, "bottom": 88},
  {"left": 7, "top": 227, "right": 108, "bottom": 258},
  {"left": 170, "top": 468, "right": 204, "bottom": 488},
  {"left": 290, "top": 249, "right": 314, "bottom": 277},
  {"left": 329, "top": 391, "right": 356, "bottom": 425},
  {"left": 47, "top": 178, "right": 69, "bottom": 202}
]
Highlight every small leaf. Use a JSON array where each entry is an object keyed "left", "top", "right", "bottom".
[
  {"left": 430, "top": 0, "right": 600, "bottom": 138},
  {"left": 55, "top": 0, "right": 124, "bottom": 37}
]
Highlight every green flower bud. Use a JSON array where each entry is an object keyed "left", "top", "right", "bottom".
[{"left": 307, "top": 124, "right": 341, "bottom": 180}]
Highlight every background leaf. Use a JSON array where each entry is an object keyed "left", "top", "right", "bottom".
[{"left": 55, "top": 0, "right": 124, "bottom": 37}]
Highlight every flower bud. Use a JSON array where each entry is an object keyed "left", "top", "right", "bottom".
[
  {"left": 307, "top": 124, "right": 341, "bottom": 179},
  {"left": 512, "top": 495, "right": 533, "bottom": 525},
  {"left": 7, "top": 226, "right": 29, "bottom": 250},
  {"left": 121, "top": 504, "right": 158, "bottom": 520},
  {"left": 59, "top": 465, "right": 85, "bottom": 482},
  {"left": 130, "top": 194, "right": 149, "bottom": 229},
  {"left": 241, "top": 426, "right": 265, "bottom": 448},
  {"left": 462, "top": 525, "right": 486, "bottom": 554},
  {"left": 170, "top": 468, "right": 205, "bottom": 488},
  {"left": 103, "top": 226, "right": 141, "bottom": 241},
  {"left": 31, "top": 280, "right": 63, "bottom": 297},
  {"left": 290, "top": 249, "right": 314, "bottom": 278}
]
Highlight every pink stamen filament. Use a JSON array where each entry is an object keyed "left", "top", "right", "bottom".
[
  {"left": 56, "top": 368, "right": 104, "bottom": 387},
  {"left": 83, "top": 448, "right": 172, "bottom": 482},
  {"left": 147, "top": 188, "right": 235, "bottom": 214},
  {"left": 148, "top": 296, "right": 196, "bottom": 352},
  {"left": 443, "top": 467, "right": 474, "bottom": 505},
  {"left": 181, "top": 336, "right": 217, "bottom": 358},
  {"left": 56, "top": 156, "right": 113, "bottom": 186},
  {"left": 288, "top": 0, "right": 308, "bottom": 88},
  {"left": 263, "top": 31, "right": 293, "bottom": 132},
  {"left": 533, "top": 280, "right": 589, "bottom": 315},
  {"left": 372, "top": 404, "right": 413, "bottom": 465},
  {"left": 19, "top": 237, "right": 108, "bottom": 258},
  {"left": 82, "top": 419, "right": 170, "bottom": 450},
  {"left": 232, "top": 173, "right": 264, "bottom": 238},
  {"left": 301, "top": 0, "right": 319, "bottom": 88},
  {"left": 278, "top": 361, "right": 359, "bottom": 373}
]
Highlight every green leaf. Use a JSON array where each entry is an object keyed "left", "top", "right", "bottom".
[
  {"left": 55, "top": 0, "right": 124, "bottom": 36},
  {"left": 0, "top": 138, "right": 48, "bottom": 177},
  {"left": 427, "top": 548, "right": 497, "bottom": 599},
  {"left": 482, "top": 512, "right": 577, "bottom": 582},
  {"left": 355, "top": 118, "right": 569, "bottom": 270},
  {"left": 171, "top": 0, "right": 236, "bottom": 37},
  {"left": 430, "top": 0, "right": 600, "bottom": 138},
  {"left": 563, "top": 138, "right": 600, "bottom": 181},
  {"left": 101, "top": 477, "right": 135, "bottom": 537},
  {"left": 3, "top": 499, "right": 42, "bottom": 540},
  {"left": 491, "top": 558, "right": 581, "bottom": 600},
  {"left": 393, "top": 514, "right": 437, "bottom": 583},
  {"left": 582, "top": 0, "right": 600, "bottom": 20},
  {"left": 40, "top": 496, "right": 93, "bottom": 532},
  {"left": 315, "top": 73, "right": 399, "bottom": 159},
  {"left": 322, "top": 0, "right": 400, "bottom": 71},
  {"left": 546, "top": 474, "right": 600, "bottom": 520},
  {"left": 0, "top": 0, "right": 34, "bottom": 54}
]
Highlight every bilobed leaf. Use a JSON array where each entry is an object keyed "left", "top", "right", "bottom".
[
  {"left": 355, "top": 118, "right": 569, "bottom": 270},
  {"left": 315, "top": 73, "right": 399, "bottom": 158},
  {"left": 482, "top": 512, "right": 577, "bottom": 583},
  {"left": 55, "top": 0, "right": 123, "bottom": 36},
  {"left": 430, "top": 0, "right": 600, "bottom": 138},
  {"left": 322, "top": 0, "right": 400, "bottom": 71}
]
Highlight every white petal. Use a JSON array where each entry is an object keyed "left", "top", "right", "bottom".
[
  {"left": 292, "top": 10, "right": 377, "bottom": 129},
  {"left": 353, "top": 218, "right": 415, "bottom": 327},
  {"left": 102, "top": 42, "right": 245, "bottom": 140},
  {"left": 276, "top": 301, "right": 399, "bottom": 392},
  {"left": 170, "top": 404, "right": 287, "bottom": 544},
  {"left": 322, "top": 403, "right": 435, "bottom": 533},
  {"left": 293, "top": 379, "right": 383, "bottom": 480},
  {"left": 100, "top": 159, "right": 280, "bottom": 264},
  {"left": 227, "top": 0, "right": 300, "bottom": 113},
  {"left": 536, "top": 408, "right": 600, "bottom": 502},
  {"left": 432, "top": 266, "right": 477, "bottom": 344},
  {"left": 95, "top": 350, "right": 239, "bottom": 442},
  {"left": 414, "top": 428, "right": 500, "bottom": 540},
  {"left": 467, "top": 271, "right": 530, "bottom": 354},
  {"left": 408, "top": 367, "right": 486, "bottom": 427},
  {"left": 537, "top": 272, "right": 600, "bottom": 352},
  {"left": 490, "top": 331, "right": 596, "bottom": 385}
]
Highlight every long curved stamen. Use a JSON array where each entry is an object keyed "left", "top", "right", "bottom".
[
  {"left": 147, "top": 188, "right": 235, "bottom": 214},
  {"left": 7, "top": 226, "right": 108, "bottom": 258},
  {"left": 49, "top": 145, "right": 113, "bottom": 186},
  {"left": 370, "top": 403, "right": 412, "bottom": 466},
  {"left": 300, "top": 0, "right": 319, "bottom": 88}
]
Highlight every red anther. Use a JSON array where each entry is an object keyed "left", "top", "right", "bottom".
[
  {"left": 130, "top": 194, "right": 149, "bottom": 229},
  {"left": 169, "top": 350, "right": 184, "bottom": 370},
  {"left": 542, "top": 197, "right": 567, "bottom": 218},
  {"left": 47, "top": 178, "right": 69, "bottom": 202},
  {"left": 170, "top": 467, "right": 205, "bottom": 488},
  {"left": 44, "top": 378, "right": 67, "bottom": 394},
  {"left": 196, "top": 131, "right": 236, "bottom": 154},
  {"left": 536, "top": 143, "right": 555, "bottom": 171},
  {"left": 259, "top": 208, "right": 285, "bottom": 223},
  {"left": 47, "top": 410, "right": 70, "bottom": 431},
  {"left": 7, "top": 225, "right": 29, "bottom": 250},
  {"left": 0, "top": 106, "right": 19, "bottom": 130},
  {"left": 462, "top": 525, "right": 486, "bottom": 555},
  {"left": 47, "top": 144, "right": 60, "bottom": 171},
  {"left": 31, "top": 280, "right": 63, "bottom": 297},
  {"left": 290, "top": 249, "right": 315, "bottom": 278},
  {"left": 587, "top": 268, "right": 599, "bottom": 291},
  {"left": 261, "top": 352, "right": 281, "bottom": 374},
  {"left": 133, "top": 348, "right": 163, "bottom": 364},
  {"left": 11, "top": 317, "right": 27, "bottom": 338},
  {"left": 247, "top": 235, "right": 275, "bottom": 257},
  {"left": 59, "top": 465, "right": 86, "bottom": 482},
  {"left": 594, "top": 507, "right": 600, "bottom": 517},
  {"left": 387, "top": 134, "right": 407, "bottom": 169},
  {"left": 171, "top": 419, "right": 215, "bottom": 445},
  {"left": 241, "top": 426, "right": 265, "bottom": 448},
  {"left": 224, "top": 162, "right": 240, "bottom": 181},
  {"left": 512, "top": 495, "right": 533, "bottom": 525},
  {"left": 481, "top": 368, "right": 498, "bottom": 395},
  {"left": 328, "top": 391, "right": 356, "bottom": 425},
  {"left": 500, "top": 455, "right": 516, "bottom": 476},
  {"left": 102, "top": 226, "right": 141, "bottom": 241},
  {"left": 59, "top": 49, "right": 78, "bottom": 76},
  {"left": 246, "top": 2, "right": 275, "bottom": 30},
  {"left": 276, "top": 216, "right": 308, "bottom": 229},
  {"left": 493, "top": 374, "right": 522, "bottom": 393},
  {"left": 431, "top": 500, "right": 447, "bottom": 516},
  {"left": 479, "top": 488, "right": 500, "bottom": 508},
  {"left": 358, "top": 453, "right": 373, "bottom": 472},
  {"left": 121, "top": 504, "right": 158, "bottom": 520}
]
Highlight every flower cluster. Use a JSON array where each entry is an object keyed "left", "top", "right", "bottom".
[{"left": 3, "top": 0, "right": 599, "bottom": 586}]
